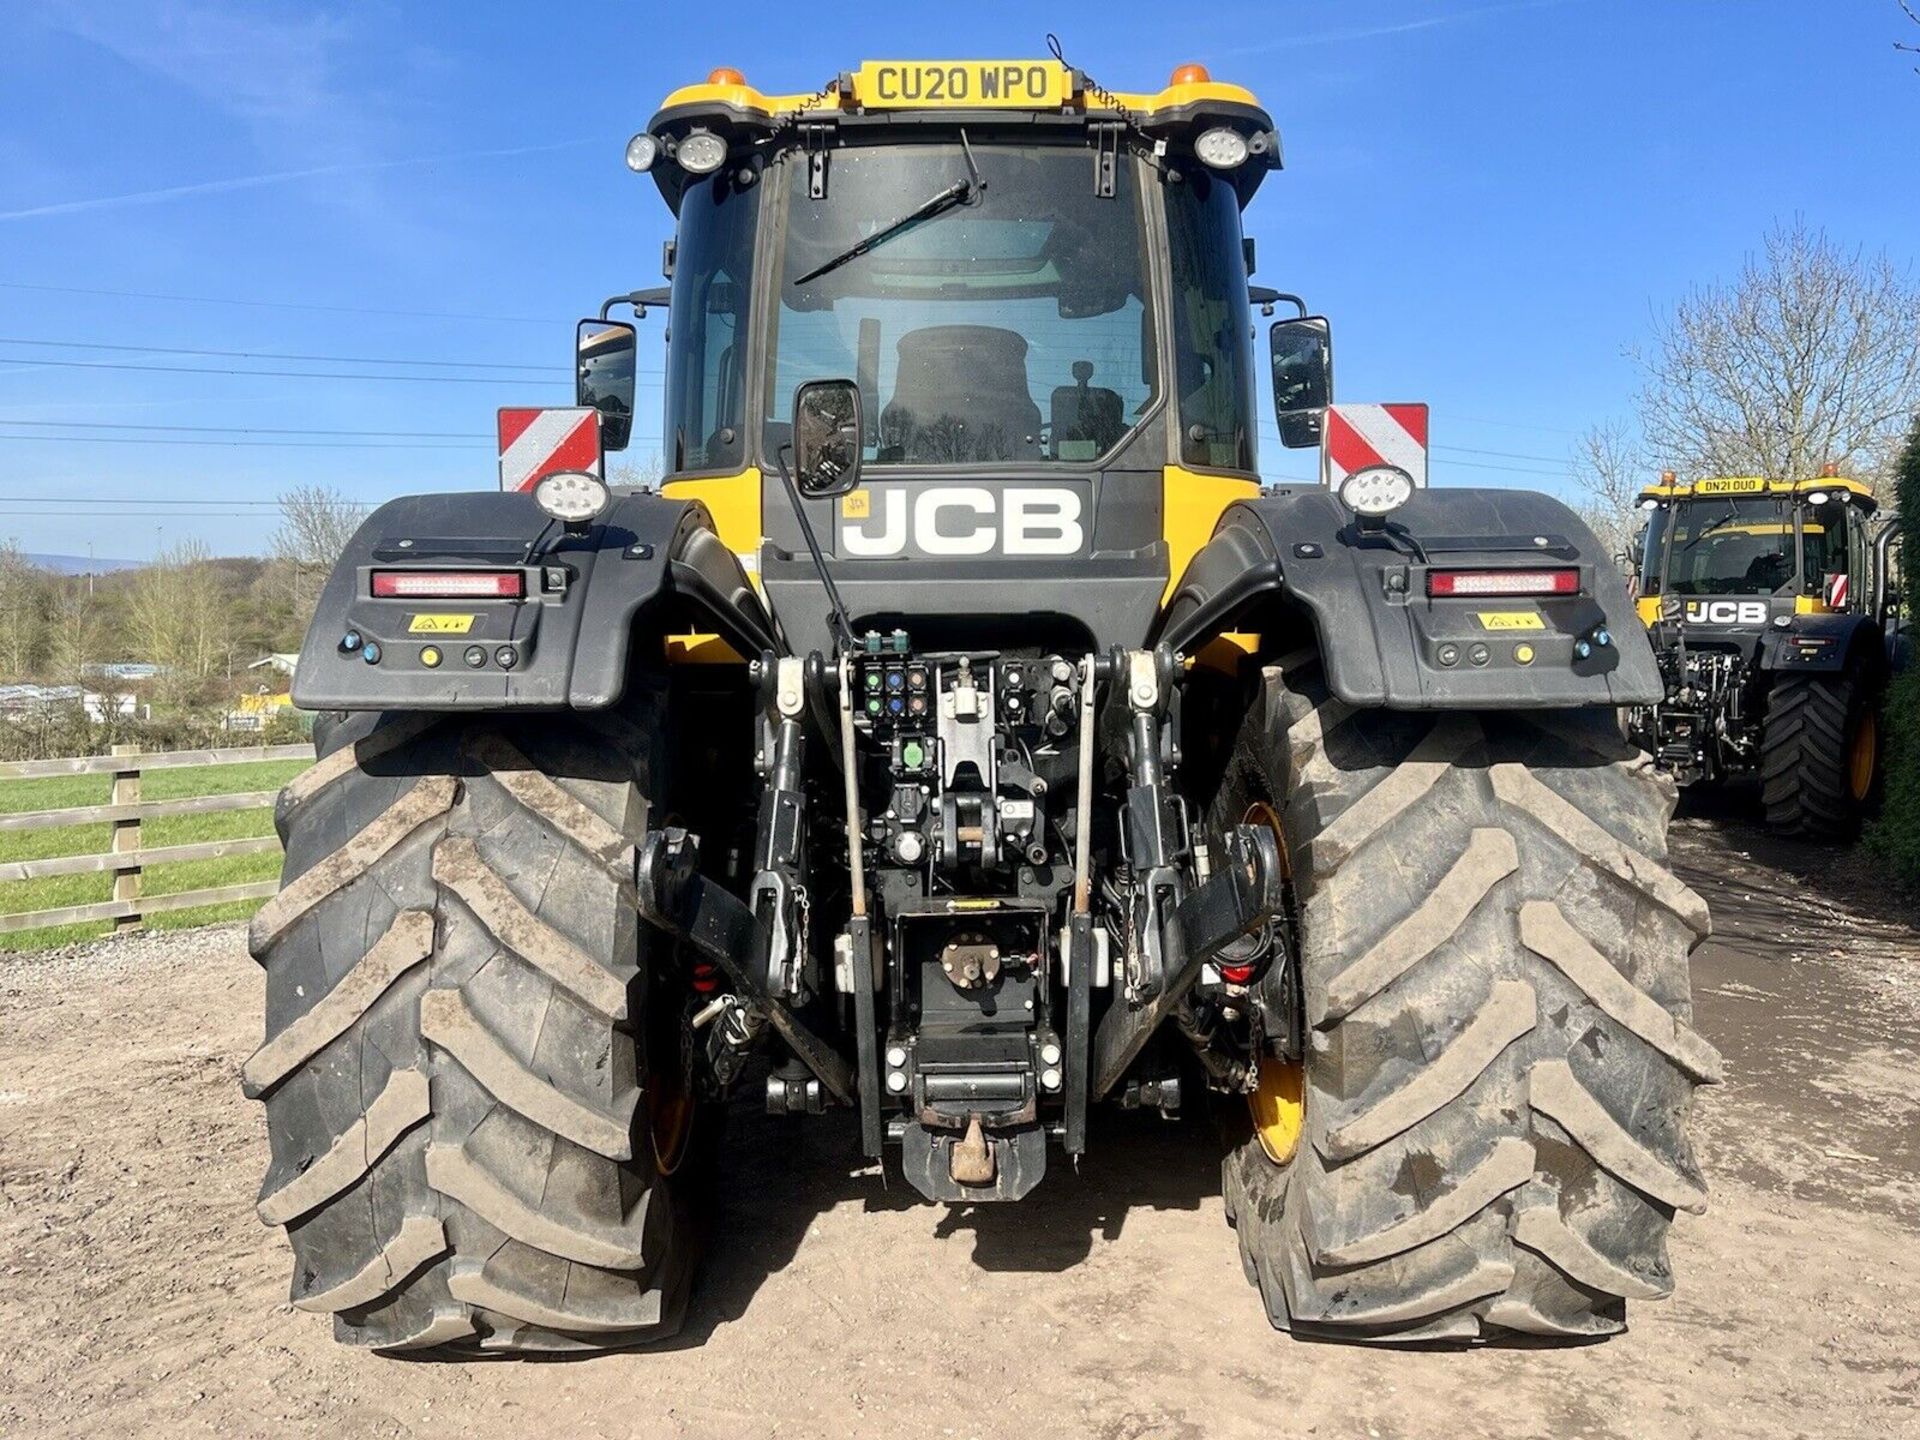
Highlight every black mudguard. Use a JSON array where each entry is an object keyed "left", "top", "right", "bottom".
[
  {"left": 1760, "top": 613, "right": 1883, "bottom": 678},
  {"left": 291, "top": 490, "right": 773, "bottom": 711},
  {"left": 1155, "top": 486, "right": 1662, "bottom": 709}
]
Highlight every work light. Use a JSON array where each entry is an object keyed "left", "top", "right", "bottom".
[
  {"left": 533, "top": 469, "right": 612, "bottom": 525},
  {"left": 1195, "top": 126, "right": 1250, "bottom": 170},
  {"left": 1337, "top": 464, "right": 1414, "bottom": 517},
  {"left": 625, "top": 133, "right": 660, "bottom": 173},
  {"left": 675, "top": 131, "right": 728, "bottom": 174}
]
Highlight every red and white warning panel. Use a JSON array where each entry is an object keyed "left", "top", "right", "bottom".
[
  {"left": 1321, "top": 403, "right": 1429, "bottom": 490},
  {"left": 497, "top": 407, "right": 603, "bottom": 492}
]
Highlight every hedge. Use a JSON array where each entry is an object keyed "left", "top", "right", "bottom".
[{"left": 1865, "top": 416, "right": 1920, "bottom": 884}]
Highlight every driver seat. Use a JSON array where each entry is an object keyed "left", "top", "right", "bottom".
[
  {"left": 1743, "top": 551, "right": 1790, "bottom": 592},
  {"left": 880, "top": 326, "right": 1042, "bottom": 463}
]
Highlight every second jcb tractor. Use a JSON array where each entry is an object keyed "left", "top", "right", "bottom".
[
  {"left": 1628, "top": 469, "right": 1904, "bottom": 838},
  {"left": 248, "top": 53, "right": 1718, "bottom": 1354}
]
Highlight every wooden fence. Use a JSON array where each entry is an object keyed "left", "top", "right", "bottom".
[{"left": 0, "top": 742, "right": 310, "bottom": 935}]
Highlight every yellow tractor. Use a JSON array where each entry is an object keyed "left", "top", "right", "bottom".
[
  {"left": 1627, "top": 468, "right": 1902, "bottom": 836},
  {"left": 250, "top": 54, "right": 1715, "bottom": 1352}
]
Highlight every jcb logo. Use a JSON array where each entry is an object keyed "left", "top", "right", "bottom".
[
  {"left": 1683, "top": 600, "right": 1768, "bottom": 625},
  {"left": 839, "top": 485, "right": 1086, "bottom": 558}
]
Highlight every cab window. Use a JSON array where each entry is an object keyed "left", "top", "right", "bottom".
[
  {"left": 1659, "top": 497, "right": 1796, "bottom": 597},
  {"left": 665, "top": 169, "right": 760, "bottom": 473},
  {"left": 1164, "top": 167, "right": 1256, "bottom": 473},
  {"left": 1800, "top": 502, "right": 1851, "bottom": 603}
]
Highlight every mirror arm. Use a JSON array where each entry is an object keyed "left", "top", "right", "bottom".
[
  {"left": 1250, "top": 287, "right": 1305, "bottom": 319},
  {"left": 600, "top": 286, "right": 673, "bottom": 320},
  {"left": 773, "top": 444, "right": 858, "bottom": 653}
]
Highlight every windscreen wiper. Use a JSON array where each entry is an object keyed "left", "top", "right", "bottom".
[
  {"left": 793, "top": 131, "right": 985, "bottom": 286},
  {"left": 1682, "top": 506, "right": 1742, "bottom": 549}
]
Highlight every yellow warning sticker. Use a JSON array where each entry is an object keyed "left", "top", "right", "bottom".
[
  {"left": 408, "top": 613, "right": 475, "bottom": 634},
  {"left": 840, "top": 489, "right": 871, "bottom": 519},
  {"left": 1477, "top": 611, "right": 1545, "bottom": 632}
]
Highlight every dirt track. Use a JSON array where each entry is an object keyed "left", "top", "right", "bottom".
[{"left": 2, "top": 814, "right": 1918, "bottom": 1440}]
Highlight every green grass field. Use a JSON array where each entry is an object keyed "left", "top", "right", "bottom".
[{"left": 0, "top": 757, "right": 310, "bottom": 951}]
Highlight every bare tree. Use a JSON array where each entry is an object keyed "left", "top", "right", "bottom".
[
  {"left": 124, "top": 540, "right": 231, "bottom": 698},
  {"left": 273, "top": 484, "right": 368, "bottom": 628},
  {"left": 607, "top": 454, "right": 664, "bottom": 489},
  {"left": 1901, "top": 0, "right": 1920, "bottom": 68},
  {"left": 45, "top": 585, "right": 100, "bottom": 688},
  {"left": 1569, "top": 419, "right": 1649, "bottom": 561},
  {"left": 1633, "top": 219, "right": 1920, "bottom": 487},
  {"left": 176, "top": 542, "right": 230, "bottom": 683},
  {"left": 0, "top": 540, "right": 48, "bottom": 679},
  {"left": 272, "top": 484, "right": 368, "bottom": 568}
]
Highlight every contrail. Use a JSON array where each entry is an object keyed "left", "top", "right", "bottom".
[
  {"left": 0, "top": 138, "right": 597, "bottom": 222},
  {"left": 1222, "top": 0, "right": 1574, "bottom": 55}
]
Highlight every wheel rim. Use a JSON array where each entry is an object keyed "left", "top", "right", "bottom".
[
  {"left": 1849, "top": 709, "right": 1878, "bottom": 802},
  {"left": 649, "top": 1052, "right": 697, "bottom": 1177},
  {"left": 647, "top": 951, "right": 699, "bottom": 1177},
  {"left": 1242, "top": 801, "right": 1304, "bottom": 1164}
]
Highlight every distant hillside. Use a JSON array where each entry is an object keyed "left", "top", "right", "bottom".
[{"left": 27, "top": 553, "right": 143, "bottom": 576}]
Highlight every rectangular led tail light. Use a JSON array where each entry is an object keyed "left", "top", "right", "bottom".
[
  {"left": 371, "top": 570, "right": 525, "bottom": 599},
  {"left": 1426, "top": 568, "right": 1579, "bottom": 598}
]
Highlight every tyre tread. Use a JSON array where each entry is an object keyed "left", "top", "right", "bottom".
[{"left": 1220, "top": 658, "right": 1712, "bottom": 1343}]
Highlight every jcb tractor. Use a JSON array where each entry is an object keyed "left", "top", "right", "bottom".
[
  {"left": 1626, "top": 470, "right": 1904, "bottom": 839},
  {"left": 248, "top": 54, "right": 1718, "bottom": 1354}
]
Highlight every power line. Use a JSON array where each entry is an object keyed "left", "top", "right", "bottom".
[
  {"left": 0, "top": 334, "right": 665, "bottom": 378},
  {"left": 0, "top": 335, "right": 560, "bottom": 373},
  {"left": 1431, "top": 457, "right": 1572, "bottom": 480},
  {"left": 0, "top": 419, "right": 477, "bottom": 438},
  {"left": 0, "top": 509, "right": 315, "bottom": 519},
  {"left": 0, "top": 279, "right": 559, "bottom": 326},
  {"left": 0, "top": 415, "right": 661, "bottom": 441},
  {"left": 0, "top": 427, "right": 662, "bottom": 452},
  {"left": 0, "top": 355, "right": 574, "bottom": 386},
  {"left": 0, "top": 432, "right": 489, "bottom": 450},
  {"left": 1433, "top": 443, "right": 1572, "bottom": 465},
  {"left": 1255, "top": 424, "right": 1570, "bottom": 469},
  {"left": 1445, "top": 414, "right": 1581, "bottom": 438},
  {"left": 0, "top": 495, "right": 403, "bottom": 508}
]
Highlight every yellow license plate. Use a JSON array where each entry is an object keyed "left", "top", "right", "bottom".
[
  {"left": 852, "top": 60, "right": 1072, "bottom": 109},
  {"left": 1693, "top": 477, "right": 1769, "bottom": 495},
  {"left": 408, "top": 613, "right": 475, "bottom": 634},
  {"left": 1477, "top": 611, "right": 1545, "bottom": 632}
]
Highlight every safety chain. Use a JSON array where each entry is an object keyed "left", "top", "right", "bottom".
[
  {"left": 770, "top": 78, "right": 840, "bottom": 137},
  {"left": 1046, "top": 33, "right": 1142, "bottom": 131}
]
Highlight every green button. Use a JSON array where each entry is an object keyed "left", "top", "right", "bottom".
[
  {"left": 901, "top": 739, "right": 925, "bottom": 769},
  {"left": 867, "top": 697, "right": 882, "bottom": 715},
  {"left": 866, "top": 670, "right": 882, "bottom": 690}
]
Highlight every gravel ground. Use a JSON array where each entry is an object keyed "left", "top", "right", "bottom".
[{"left": 1, "top": 818, "right": 1917, "bottom": 1440}]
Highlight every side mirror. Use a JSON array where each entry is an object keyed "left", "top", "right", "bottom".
[
  {"left": 792, "top": 379, "right": 863, "bottom": 497},
  {"left": 1270, "top": 316, "right": 1332, "bottom": 450},
  {"left": 576, "top": 319, "right": 637, "bottom": 451}
]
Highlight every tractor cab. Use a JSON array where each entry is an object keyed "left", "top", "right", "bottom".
[
  {"left": 575, "top": 58, "right": 1331, "bottom": 657},
  {"left": 1633, "top": 472, "right": 1882, "bottom": 631}
]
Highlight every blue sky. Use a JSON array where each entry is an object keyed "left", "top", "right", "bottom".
[{"left": 1, "top": 1, "right": 1916, "bottom": 560}]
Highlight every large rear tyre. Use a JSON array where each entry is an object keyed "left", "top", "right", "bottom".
[
  {"left": 244, "top": 695, "right": 702, "bottom": 1353},
  {"left": 1218, "top": 657, "right": 1719, "bottom": 1342},
  {"left": 1760, "top": 672, "right": 1877, "bottom": 840}
]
